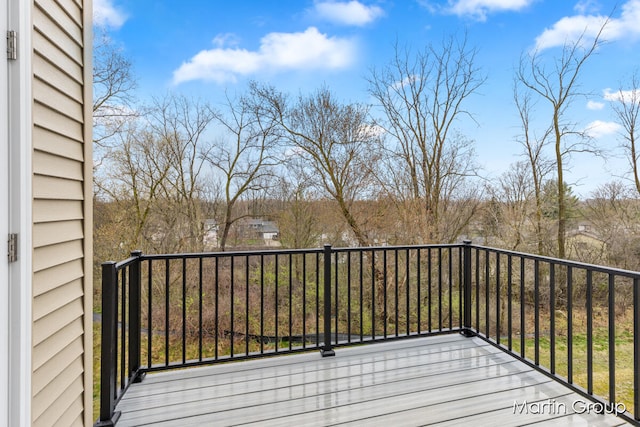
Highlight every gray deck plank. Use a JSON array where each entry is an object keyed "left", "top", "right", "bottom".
[
  {"left": 130, "top": 334, "right": 483, "bottom": 388},
  {"left": 250, "top": 383, "right": 570, "bottom": 427},
  {"left": 118, "top": 341, "right": 507, "bottom": 410},
  {"left": 120, "top": 356, "right": 527, "bottom": 425},
  {"left": 227, "top": 376, "right": 562, "bottom": 427},
  {"left": 115, "top": 335, "right": 631, "bottom": 426}
]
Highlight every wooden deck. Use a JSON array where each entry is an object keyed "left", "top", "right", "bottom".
[{"left": 115, "top": 334, "right": 629, "bottom": 426}]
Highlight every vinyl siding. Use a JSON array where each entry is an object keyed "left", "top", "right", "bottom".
[
  {"left": 33, "top": 174, "right": 84, "bottom": 200},
  {"left": 32, "top": 240, "right": 84, "bottom": 274},
  {"left": 33, "top": 126, "right": 84, "bottom": 161},
  {"left": 32, "top": 319, "right": 85, "bottom": 372},
  {"left": 31, "top": 0, "right": 92, "bottom": 425},
  {"left": 32, "top": 333, "right": 84, "bottom": 396},
  {"left": 33, "top": 220, "right": 84, "bottom": 248},
  {"left": 33, "top": 199, "right": 84, "bottom": 223},
  {"left": 33, "top": 259, "right": 84, "bottom": 297}
]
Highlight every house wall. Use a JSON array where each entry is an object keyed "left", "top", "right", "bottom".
[{"left": 31, "top": 0, "right": 92, "bottom": 425}]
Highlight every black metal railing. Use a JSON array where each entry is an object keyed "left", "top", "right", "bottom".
[
  {"left": 465, "top": 244, "right": 640, "bottom": 425},
  {"left": 95, "top": 242, "right": 640, "bottom": 426}
]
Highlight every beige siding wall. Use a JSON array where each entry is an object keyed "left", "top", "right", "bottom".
[{"left": 31, "top": 0, "right": 92, "bottom": 425}]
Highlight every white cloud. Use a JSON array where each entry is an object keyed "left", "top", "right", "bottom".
[
  {"left": 574, "top": 0, "right": 600, "bottom": 15},
  {"left": 312, "top": 1, "right": 385, "bottom": 26},
  {"left": 444, "top": 0, "right": 535, "bottom": 21},
  {"left": 587, "top": 100, "right": 604, "bottom": 110},
  {"left": 93, "top": 0, "right": 127, "bottom": 29},
  {"left": 358, "top": 124, "right": 386, "bottom": 139},
  {"left": 585, "top": 120, "right": 621, "bottom": 138},
  {"left": 211, "top": 33, "right": 241, "bottom": 48},
  {"left": 535, "top": 0, "right": 640, "bottom": 50},
  {"left": 604, "top": 87, "right": 640, "bottom": 103},
  {"left": 173, "top": 27, "right": 357, "bottom": 84},
  {"left": 390, "top": 74, "right": 420, "bottom": 91}
]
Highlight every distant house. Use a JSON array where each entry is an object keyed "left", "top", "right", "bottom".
[
  {"left": 248, "top": 218, "right": 279, "bottom": 240},
  {"left": 241, "top": 218, "right": 281, "bottom": 247},
  {"left": 2, "top": 0, "right": 93, "bottom": 425},
  {"left": 202, "top": 218, "right": 280, "bottom": 249},
  {"left": 568, "top": 222, "right": 605, "bottom": 245},
  {"left": 567, "top": 221, "right": 607, "bottom": 261}
]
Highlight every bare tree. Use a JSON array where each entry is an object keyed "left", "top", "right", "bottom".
[
  {"left": 515, "top": 24, "right": 607, "bottom": 258},
  {"left": 252, "top": 83, "right": 380, "bottom": 247},
  {"left": 204, "top": 91, "right": 280, "bottom": 250},
  {"left": 513, "top": 83, "right": 554, "bottom": 254},
  {"left": 96, "top": 94, "right": 216, "bottom": 254},
  {"left": 94, "top": 121, "right": 172, "bottom": 256},
  {"left": 487, "top": 162, "right": 536, "bottom": 251},
  {"left": 367, "top": 34, "right": 484, "bottom": 243},
  {"left": 92, "top": 27, "right": 146, "bottom": 262},
  {"left": 610, "top": 71, "right": 640, "bottom": 194},
  {"left": 146, "top": 94, "right": 216, "bottom": 252},
  {"left": 275, "top": 177, "right": 320, "bottom": 249},
  {"left": 93, "top": 28, "right": 138, "bottom": 147},
  {"left": 583, "top": 181, "right": 640, "bottom": 268}
]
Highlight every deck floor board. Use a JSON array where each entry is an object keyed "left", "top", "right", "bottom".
[{"left": 116, "top": 335, "right": 629, "bottom": 426}]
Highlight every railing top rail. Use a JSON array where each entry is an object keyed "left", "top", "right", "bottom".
[
  {"left": 140, "top": 247, "right": 325, "bottom": 260},
  {"left": 332, "top": 243, "right": 462, "bottom": 253},
  {"left": 101, "top": 254, "right": 141, "bottom": 271},
  {"left": 114, "top": 242, "right": 640, "bottom": 279},
  {"left": 473, "top": 244, "right": 640, "bottom": 279},
  {"left": 137, "top": 243, "right": 464, "bottom": 261}
]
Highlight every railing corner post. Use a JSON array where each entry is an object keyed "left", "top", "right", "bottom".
[
  {"left": 321, "top": 244, "right": 335, "bottom": 357},
  {"left": 129, "top": 250, "right": 145, "bottom": 383},
  {"left": 461, "top": 240, "right": 474, "bottom": 337},
  {"left": 96, "top": 261, "right": 121, "bottom": 426}
]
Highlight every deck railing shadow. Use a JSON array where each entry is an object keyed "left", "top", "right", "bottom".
[{"left": 95, "top": 242, "right": 640, "bottom": 426}]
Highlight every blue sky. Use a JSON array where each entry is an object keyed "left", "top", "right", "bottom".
[{"left": 94, "top": 0, "right": 640, "bottom": 198}]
